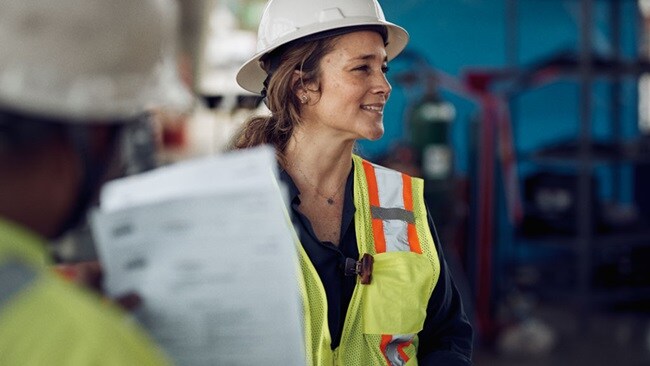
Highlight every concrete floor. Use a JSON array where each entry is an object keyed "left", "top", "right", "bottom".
[{"left": 473, "top": 304, "right": 650, "bottom": 366}]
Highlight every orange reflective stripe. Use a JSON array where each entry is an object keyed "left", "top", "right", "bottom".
[
  {"left": 380, "top": 334, "right": 392, "bottom": 366},
  {"left": 372, "top": 219, "right": 387, "bottom": 254},
  {"left": 396, "top": 338, "right": 413, "bottom": 363},
  {"left": 401, "top": 173, "right": 413, "bottom": 211},
  {"left": 407, "top": 224, "right": 421, "bottom": 254},
  {"left": 364, "top": 160, "right": 380, "bottom": 207},
  {"left": 402, "top": 173, "right": 422, "bottom": 254},
  {"left": 363, "top": 160, "right": 386, "bottom": 253}
]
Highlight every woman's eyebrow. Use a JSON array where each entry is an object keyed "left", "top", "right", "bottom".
[{"left": 349, "top": 54, "right": 388, "bottom": 62}]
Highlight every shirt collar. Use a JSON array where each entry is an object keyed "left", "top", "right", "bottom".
[{"left": 279, "top": 168, "right": 302, "bottom": 206}]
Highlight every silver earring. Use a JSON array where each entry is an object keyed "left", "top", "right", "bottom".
[{"left": 300, "top": 95, "right": 308, "bottom": 104}]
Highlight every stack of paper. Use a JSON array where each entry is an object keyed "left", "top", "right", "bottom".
[{"left": 91, "top": 146, "right": 305, "bottom": 366}]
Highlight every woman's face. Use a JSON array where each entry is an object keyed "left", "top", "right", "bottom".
[{"left": 302, "top": 30, "right": 390, "bottom": 141}]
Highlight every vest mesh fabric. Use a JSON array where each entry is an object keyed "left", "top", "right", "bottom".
[
  {"left": 297, "top": 242, "right": 332, "bottom": 365},
  {"left": 410, "top": 177, "right": 441, "bottom": 303}
]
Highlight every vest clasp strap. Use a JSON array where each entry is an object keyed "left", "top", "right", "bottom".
[{"left": 344, "top": 253, "right": 374, "bottom": 285}]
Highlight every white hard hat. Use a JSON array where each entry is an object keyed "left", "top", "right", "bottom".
[
  {"left": 0, "top": 0, "right": 193, "bottom": 123},
  {"left": 236, "top": 0, "right": 409, "bottom": 95}
]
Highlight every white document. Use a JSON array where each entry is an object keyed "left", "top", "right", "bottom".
[
  {"left": 91, "top": 146, "right": 305, "bottom": 365},
  {"left": 99, "top": 145, "right": 280, "bottom": 213}
]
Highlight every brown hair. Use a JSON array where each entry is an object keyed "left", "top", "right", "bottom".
[{"left": 230, "top": 37, "right": 340, "bottom": 165}]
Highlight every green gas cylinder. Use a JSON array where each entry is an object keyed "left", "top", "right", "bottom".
[{"left": 409, "top": 91, "right": 456, "bottom": 181}]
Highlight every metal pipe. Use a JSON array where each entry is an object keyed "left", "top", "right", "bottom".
[{"left": 577, "top": 0, "right": 594, "bottom": 311}]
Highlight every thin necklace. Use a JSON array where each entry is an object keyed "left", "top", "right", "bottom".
[{"left": 294, "top": 165, "right": 346, "bottom": 205}]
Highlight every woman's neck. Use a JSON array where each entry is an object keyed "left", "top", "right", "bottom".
[
  {"left": 283, "top": 126, "right": 353, "bottom": 244},
  {"left": 284, "top": 127, "right": 354, "bottom": 184}
]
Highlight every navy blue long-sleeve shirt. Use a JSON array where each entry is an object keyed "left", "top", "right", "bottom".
[{"left": 280, "top": 168, "right": 473, "bottom": 365}]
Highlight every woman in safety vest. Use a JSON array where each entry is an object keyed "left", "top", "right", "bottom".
[{"left": 233, "top": 0, "right": 473, "bottom": 364}]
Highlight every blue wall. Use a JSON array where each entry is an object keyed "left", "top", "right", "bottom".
[{"left": 360, "top": 0, "right": 640, "bottom": 184}]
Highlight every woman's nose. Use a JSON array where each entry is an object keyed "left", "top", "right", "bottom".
[{"left": 373, "top": 73, "right": 391, "bottom": 98}]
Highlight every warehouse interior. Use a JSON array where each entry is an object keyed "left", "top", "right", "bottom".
[
  {"left": 142, "top": 1, "right": 650, "bottom": 364},
  {"left": 41, "top": 0, "right": 650, "bottom": 364}
]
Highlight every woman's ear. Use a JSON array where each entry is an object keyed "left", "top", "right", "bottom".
[
  {"left": 292, "top": 70, "right": 309, "bottom": 105},
  {"left": 292, "top": 70, "right": 306, "bottom": 94},
  {"left": 292, "top": 70, "right": 318, "bottom": 105}
]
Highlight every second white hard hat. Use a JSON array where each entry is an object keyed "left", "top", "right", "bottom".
[
  {"left": 0, "top": 0, "right": 193, "bottom": 123},
  {"left": 236, "top": 0, "right": 409, "bottom": 95}
]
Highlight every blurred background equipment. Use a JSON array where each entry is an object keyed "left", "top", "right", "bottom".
[{"left": 521, "top": 171, "right": 599, "bottom": 236}]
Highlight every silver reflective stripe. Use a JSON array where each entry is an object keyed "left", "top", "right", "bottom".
[
  {"left": 370, "top": 206, "right": 415, "bottom": 224},
  {"left": 369, "top": 162, "right": 413, "bottom": 253},
  {"left": 373, "top": 164, "right": 405, "bottom": 210},
  {"left": 383, "top": 220, "right": 410, "bottom": 253},
  {"left": 385, "top": 334, "right": 415, "bottom": 366},
  {"left": 0, "top": 260, "right": 37, "bottom": 310}
]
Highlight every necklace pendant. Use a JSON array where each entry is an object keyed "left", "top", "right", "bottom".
[{"left": 327, "top": 198, "right": 334, "bottom": 205}]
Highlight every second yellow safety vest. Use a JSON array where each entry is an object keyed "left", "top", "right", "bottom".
[
  {"left": 0, "top": 219, "right": 170, "bottom": 366},
  {"left": 297, "top": 155, "right": 441, "bottom": 366}
]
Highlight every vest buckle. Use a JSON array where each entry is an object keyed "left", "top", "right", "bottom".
[{"left": 343, "top": 253, "right": 374, "bottom": 285}]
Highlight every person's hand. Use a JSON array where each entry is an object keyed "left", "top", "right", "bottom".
[
  {"left": 56, "top": 260, "right": 102, "bottom": 290},
  {"left": 55, "top": 261, "right": 142, "bottom": 311}
]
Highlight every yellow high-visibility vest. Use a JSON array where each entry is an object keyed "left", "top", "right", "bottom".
[
  {"left": 297, "top": 155, "right": 441, "bottom": 366},
  {"left": 0, "top": 218, "right": 169, "bottom": 366}
]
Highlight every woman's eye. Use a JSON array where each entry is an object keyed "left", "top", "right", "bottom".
[{"left": 353, "top": 64, "right": 389, "bottom": 73}]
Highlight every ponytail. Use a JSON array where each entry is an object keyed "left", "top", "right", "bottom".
[{"left": 230, "top": 36, "right": 340, "bottom": 164}]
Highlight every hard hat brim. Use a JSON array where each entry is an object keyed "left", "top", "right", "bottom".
[{"left": 236, "top": 18, "right": 409, "bottom": 95}]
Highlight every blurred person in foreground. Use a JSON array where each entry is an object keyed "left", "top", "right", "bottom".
[
  {"left": 0, "top": 0, "right": 191, "bottom": 364},
  {"left": 233, "top": 0, "right": 473, "bottom": 364}
]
